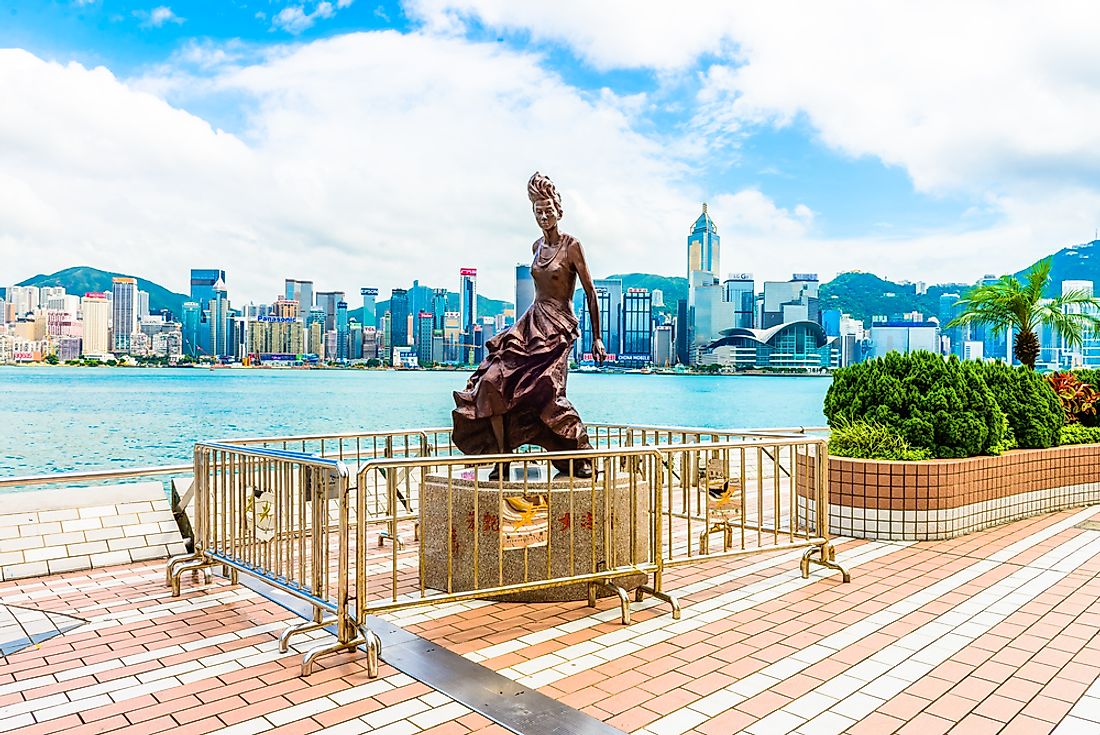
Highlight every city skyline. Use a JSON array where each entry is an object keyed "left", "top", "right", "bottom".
[{"left": 4, "top": 4, "right": 1100, "bottom": 304}]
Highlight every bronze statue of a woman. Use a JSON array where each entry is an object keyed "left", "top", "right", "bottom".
[{"left": 452, "top": 172, "right": 605, "bottom": 478}]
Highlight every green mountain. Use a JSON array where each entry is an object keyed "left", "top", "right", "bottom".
[
  {"left": 1014, "top": 239, "right": 1100, "bottom": 297},
  {"left": 17, "top": 266, "right": 188, "bottom": 317},
  {"left": 818, "top": 272, "right": 971, "bottom": 326}
]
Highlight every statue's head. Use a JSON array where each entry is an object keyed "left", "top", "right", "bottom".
[{"left": 527, "top": 171, "right": 563, "bottom": 231}]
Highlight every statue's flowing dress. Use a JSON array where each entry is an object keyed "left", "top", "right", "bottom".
[{"left": 452, "top": 234, "right": 594, "bottom": 469}]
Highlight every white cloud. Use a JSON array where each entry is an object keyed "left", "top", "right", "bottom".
[
  {"left": 135, "top": 5, "right": 184, "bottom": 28},
  {"left": 272, "top": 2, "right": 337, "bottom": 34},
  {"left": 404, "top": 2, "right": 1100, "bottom": 193},
  {"left": 402, "top": 0, "right": 732, "bottom": 69},
  {"left": 6, "top": 7, "right": 1098, "bottom": 309},
  {"left": 1, "top": 38, "right": 763, "bottom": 303},
  {"left": 400, "top": 0, "right": 1100, "bottom": 282}
]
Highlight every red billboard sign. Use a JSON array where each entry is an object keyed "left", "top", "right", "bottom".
[{"left": 460, "top": 268, "right": 477, "bottom": 276}]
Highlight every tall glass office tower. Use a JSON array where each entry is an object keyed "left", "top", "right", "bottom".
[
  {"left": 336, "top": 301, "right": 349, "bottom": 360},
  {"left": 515, "top": 264, "right": 534, "bottom": 318},
  {"left": 621, "top": 288, "right": 653, "bottom": 367},
  {"left": 111, "top": 277, "right": 137, "bottom": 353},
  {"left": 723, "top": 274, "right": 755, "bottom": 329},
  {"left": 285, "top": 279, "right": 314, "bottom": 312},
  {"left": 360, "top": 288, "right": 378, "bottom": 328},
  {"left": 315, "top": 291, "right": 345, "bottom": 333},
  {"left": 390, "top": 288, "right": 410, "bottom": 348},
  {"left": 687, "top": 203, "right": 719, "bottom": 278}
]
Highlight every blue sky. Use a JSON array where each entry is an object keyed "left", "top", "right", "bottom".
[{"left": 1, "top": 2, "right": 1097, "bottom": 301}]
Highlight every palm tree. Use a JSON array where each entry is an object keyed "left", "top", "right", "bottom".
[{"left": 947, "top": 257, "right": 1100, "bottom": 369}]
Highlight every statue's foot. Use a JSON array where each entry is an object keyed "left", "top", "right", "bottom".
[
  {"left": 551, "top": 459, "right": 593, "bottom": 479},
  {"left": 488, "top": 462, "right": 510, "bottom": 481}
]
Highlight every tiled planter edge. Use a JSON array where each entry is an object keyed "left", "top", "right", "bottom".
[{"left": 796, "top": 443, "right": 1100, "bottom": 541}]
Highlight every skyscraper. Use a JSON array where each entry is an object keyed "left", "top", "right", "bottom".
[
  {"left": 182, "top": 302, "right": 201, "bottom": 357},
  {"left": 431, "top": 288, "right": 448, "bottom": 330},
  {"left": 459, "top": 268, "right": 477, "bottom": 337},
  {"left": 577, "top": 278, "right": 623, "bottom": 362},
  {"left": 208, "top": 284, "right": 230, "bottom": 358},
  {"left": 416, "top": 311, "right": 434, "bottom": 367},
  {"left": 111, "top": 277, "right": 138, "bottom": 353},
  {"left": 137, "top": 290, "right": 150, "bottom": 319},
  {"left": 621, "top": 288, "right": 653, "bottom": 367},
  {"left": 515, "top": 264, "right": 534, "bottom": 318},
  {"left": 285, "top": 279, "right": 314, "bottom": 312},
  {"left": 360, "top": 288, "right": 378, "bottom": 328},
  {"left": 760, "top": 275, "right": 820, "bottom": 329},
  {"left": 81, "top": 292, "right": 110, "bottom": 357},
  {"left": 190, "top": 269, "right": 225, "bottom": 357},
  {"left": 315, "top": 291, "right": 345, "bottom": 332},
  {"left": 8, "top": 285, "right": 39, "bottom": 317},
  {"left": 390, "top": 288, "right": 410, "bottom": 348},
  {"left": 687, "top": 203, "right": 720, "bottom": 278},
  {"left": 724, "top": 274, "right": 755, "bottom": 329},
  {"left": 190, "top": 269, "right": 225, "bottom": 307},
  {"left": 336, "top": 301, "right": 349, "bottom": 360}
]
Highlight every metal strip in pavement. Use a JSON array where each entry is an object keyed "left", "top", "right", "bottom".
[{"left": 236, "top": 574, "right": 625, "bottom": 735}]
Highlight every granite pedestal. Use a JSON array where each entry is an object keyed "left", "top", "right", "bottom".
[{"left": 420, "top": 467, "right": 650, "bottom": 602}]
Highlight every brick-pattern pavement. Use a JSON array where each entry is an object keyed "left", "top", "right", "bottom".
[{"left": 3, "top": 506, "right": 1100, "bottom": 734}]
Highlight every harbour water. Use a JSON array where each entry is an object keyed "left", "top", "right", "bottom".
[{"left": 0, "top": 367, "right": 830, "bottom": 479}]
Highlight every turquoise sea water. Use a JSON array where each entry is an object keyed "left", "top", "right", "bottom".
[{"left": 0, "top": 367, "right": 829, "bottom": 477}]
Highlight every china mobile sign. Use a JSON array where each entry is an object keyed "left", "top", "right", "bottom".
[{"left": 460, "top": 268, "right": 477, "bottom": 276}]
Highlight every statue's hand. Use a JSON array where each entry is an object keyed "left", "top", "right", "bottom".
[{"left": 592, "top": 338, "right": 607, "bottom": 366}]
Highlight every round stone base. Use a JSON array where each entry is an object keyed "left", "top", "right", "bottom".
[{"left": 420, "top": 467, "right": 650, "bottom": 602}]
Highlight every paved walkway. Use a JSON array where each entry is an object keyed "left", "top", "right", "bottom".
[{"left": 3, "top": 506, "right": 1100, "bottom": 734}]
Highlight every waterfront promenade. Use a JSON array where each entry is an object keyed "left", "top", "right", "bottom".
[{"left": 3, "top": 504, "right": 1100, "bottom": 734}]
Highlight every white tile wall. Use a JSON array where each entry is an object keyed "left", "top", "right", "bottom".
[{"left": 0, "top": 483, "right": 186, "bottom": 582}]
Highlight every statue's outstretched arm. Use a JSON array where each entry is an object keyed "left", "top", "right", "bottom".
[{"left": 572, "top": 240, "right": 606, "bottom": 365}]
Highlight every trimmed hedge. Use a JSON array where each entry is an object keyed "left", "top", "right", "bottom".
[
  {"left": 1059, "top": 423, "right": 1100, "bottom": 446},
  {"left": 824, "top": 351, "right": 1005, "bottom": 459},
  {"left": 978, "top": 362, "right": 1063, "bottom": 449}
]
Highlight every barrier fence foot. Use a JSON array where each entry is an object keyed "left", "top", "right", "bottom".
[
  {"left": 364, "top": 627, "right": 382, "bottom": 679},
  {"left": 165, "top": 552, "right": 200, "bottom": 587},
  {"left": 301, "top": 635, "right": 364, "bottom": 677},
  {"left": 801, "top": 543, "right": 851, "bottom": 583},
  {"left": 168, "top": 558, "right": 215, "bottom": 597},
  {"left": 279, "top": 615, "right": 338, "bottom": 654},
  {"left": 637, "top": 585, "right": 682, "bottom": 620},
  {"left": 595, "top": 581, "right": 631, "bottom": 625}
]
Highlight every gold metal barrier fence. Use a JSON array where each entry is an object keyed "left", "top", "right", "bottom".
[
  {"left": 352, "top": 447, "right": 678, "bottom": 629},
  {"left": 167, "top": 429, "right": 846, "bottom": 677},
  {"left": 166, "top": 442, "right": 380, "bottom": 677}
]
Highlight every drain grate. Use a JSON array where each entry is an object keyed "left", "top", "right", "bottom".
[
  {"left": 236, "top": 574, "right": 625, "bottom": 734},
  {"left": 0, "top": 603, "right": 87, "bottom": 658}
]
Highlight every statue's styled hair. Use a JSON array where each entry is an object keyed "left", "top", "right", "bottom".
[{"left": 527, "top": 171, "right": 563, "bottom": 217}]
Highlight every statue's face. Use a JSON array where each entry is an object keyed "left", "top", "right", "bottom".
[{"left": 532, "top": 198, "right": 559, "bottom": 231}]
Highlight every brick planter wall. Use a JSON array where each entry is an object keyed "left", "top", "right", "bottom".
[{"left": 797, "top": 444, "right": 1100, "bottom": 541}]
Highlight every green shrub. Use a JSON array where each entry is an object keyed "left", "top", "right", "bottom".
[
  {"left": 1071, "top": 368, "right": 1100, "bottom": 389},
  {"left": 824, "top": 351, "right": 1006, "bottom": 459},
  {"left": 1059, "top": 423, "right": 1100, "bottom": 446},
  {"left": 828, "top": 419, "right": 933, "bottom": 461},
  {"left": 977, "top": 362, "right": 1063, "bottom": 448}
]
